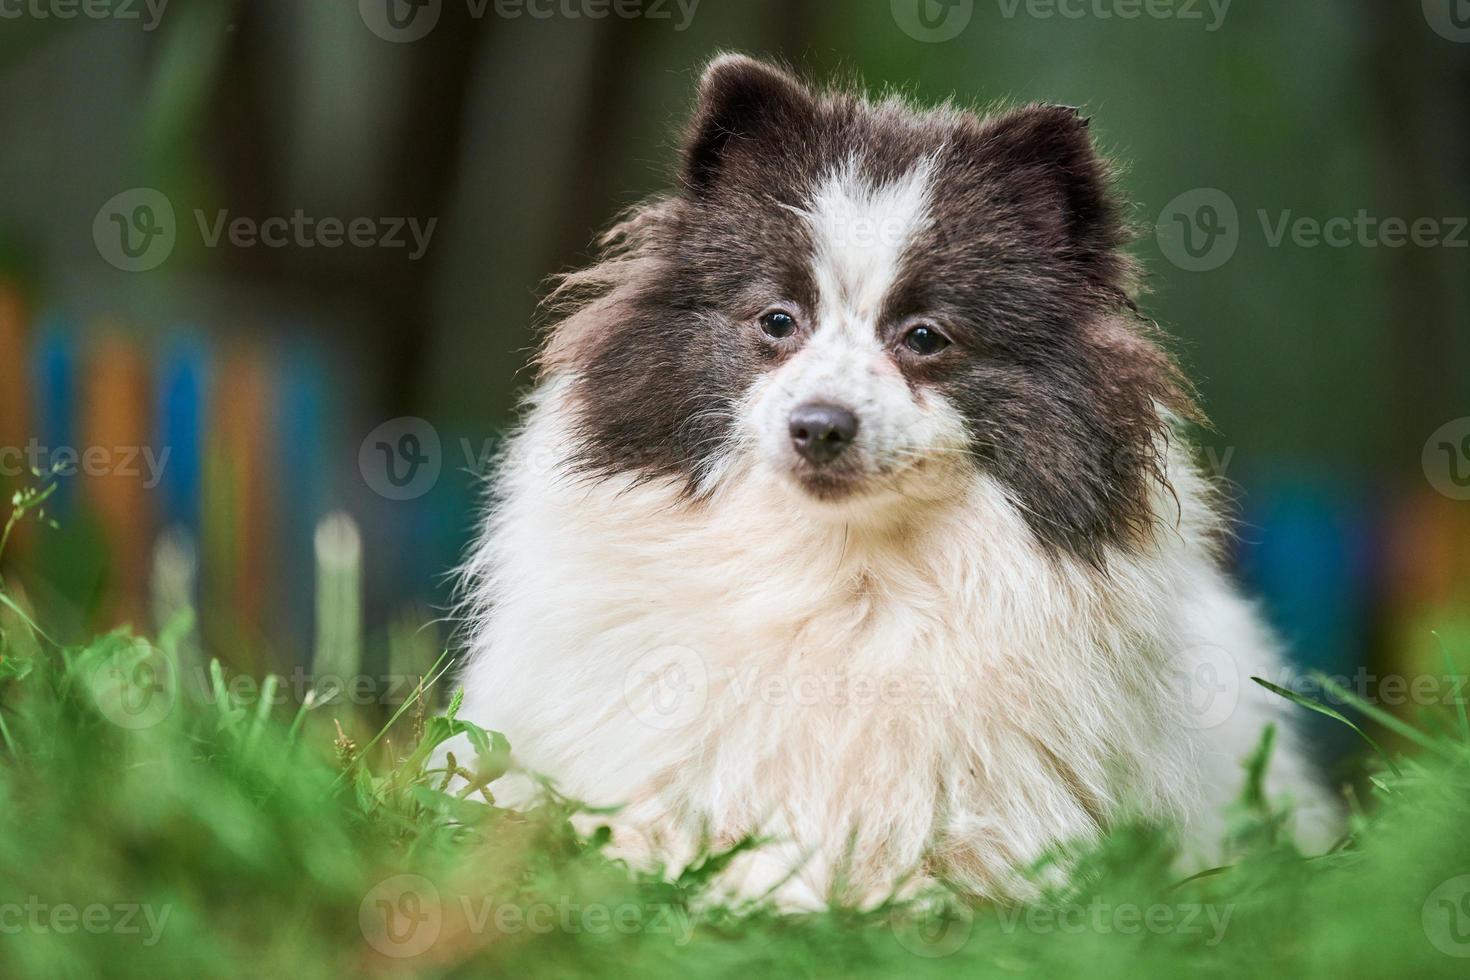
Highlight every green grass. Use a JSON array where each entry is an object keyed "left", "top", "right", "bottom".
[{"left": 1, "top": 498, "right": 1469, "bottom": 978}]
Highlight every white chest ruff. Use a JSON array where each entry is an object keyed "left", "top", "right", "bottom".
[{"left": 454, "top": 385, "right": 1318, "bottom": 901}]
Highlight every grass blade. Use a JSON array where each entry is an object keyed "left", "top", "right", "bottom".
[
  {"left": 1434, "top": 632, "right": 1470, "bottom": 744},
  {"left": 0, "top": 590, "right": 58, "bottom": 646},
  {"left": 1251, "top": 677, "right": 1402, "bottom": 778},
  {"left": 326, "top": 650, "right": 453, "bottom": 794},
  {"left": 1308, "top": 671, "right": 1457, "bottom": 762},
  {"left": 243, "top": 674, "right": 280, "bottom": 757}
]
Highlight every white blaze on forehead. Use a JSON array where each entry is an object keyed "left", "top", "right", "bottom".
[
  {"left": 746, "top": 154, "right": 966, "bottom": 501},
  {"left": 798, "top": 156, "right": 937, "bottom": 324}
]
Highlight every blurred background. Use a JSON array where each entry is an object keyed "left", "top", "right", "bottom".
[{"left": 0, "top": 1, "right": 1466, "bottom": 768}]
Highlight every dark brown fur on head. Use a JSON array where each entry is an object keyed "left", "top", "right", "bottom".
[{"left": 541, "top": 54, "right": 1197, "bottom": 565}]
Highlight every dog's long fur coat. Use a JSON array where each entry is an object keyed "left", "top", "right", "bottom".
[{"left": 452, "top": 55, "right": 1338, "bottom": 907}]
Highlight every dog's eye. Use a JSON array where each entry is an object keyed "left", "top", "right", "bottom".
[
  {"left": 760, "top": 310, "right": 797, "bottom": 339},
  {"left": 903, "top": 324, "right": 950, "bottom": 355}
]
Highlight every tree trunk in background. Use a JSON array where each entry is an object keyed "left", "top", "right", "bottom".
[
  {"left": 1360, "top": 2, "right": 1466, "bottom": 449},
  {"left": 548, "top": 0, "right": 821, "bottom": 279},
  {"left": 209, "top": 5, "right": 487, "bottom": 418}
]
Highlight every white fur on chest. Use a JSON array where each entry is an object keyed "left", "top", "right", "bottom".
[{"left": 450, "top": 382, "right": 1329, "bottom": 903}]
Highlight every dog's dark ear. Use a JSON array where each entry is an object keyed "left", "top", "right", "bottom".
[
  {"left": 681, "top": 54, "right": 814, "bottom": 196},
  {"left": 974, "top": 104, "right": 1126, "bottom": 283}
]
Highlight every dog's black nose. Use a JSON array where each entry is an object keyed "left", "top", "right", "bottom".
[{"left": 789, "top": 402, "right": 859, "bottom": 464}]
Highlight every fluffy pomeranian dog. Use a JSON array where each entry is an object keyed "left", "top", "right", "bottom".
[{"left": 454, "top": 55, "right": 1337, "bottom": 907}]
